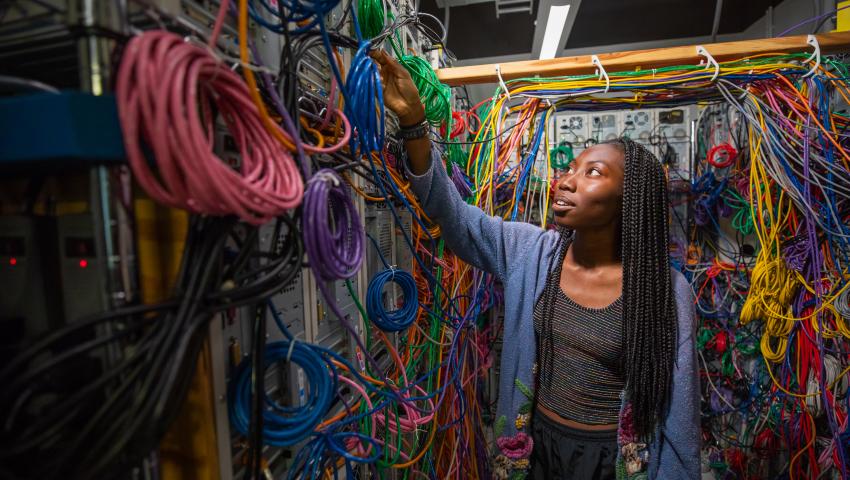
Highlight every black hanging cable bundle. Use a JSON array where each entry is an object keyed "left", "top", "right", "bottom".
[{"left": 0, "top": 213, "right": 304, "bottom": 479}]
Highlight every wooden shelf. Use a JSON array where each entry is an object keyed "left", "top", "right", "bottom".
[{"left": 435, "top": 31, "right": 850, "bottom": 86}]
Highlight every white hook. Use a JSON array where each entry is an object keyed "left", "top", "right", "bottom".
[
  {"left": 286, "top": 339, "right": 297, "bottom": 362},
  {"left": 804, "top": 34, "right": 821, "bottom": 78},
  {"left": 591, "top": 55, "right": 610, "bottom": 93},
  {"left": 495, "top": 64, "right": 511, "bottom": 100},
  {"left": 311, "top": 170, "right": 341, "bottom": 187},
  {"left": 696, "top": 46, "right": 720, "bottom": 82}
]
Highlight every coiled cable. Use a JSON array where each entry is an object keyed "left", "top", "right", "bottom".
[
  {"left": 366, "top": 268, "right": 419, "bottom": 332},
  {"left": 228, "top": 340, "right": 335, "bottom": 447},
  {"left": 116, "top": 30, "right": 303, "bottom": 225},
  {"left": 302, "top": 169, "right": 364, "bottom": 281}
]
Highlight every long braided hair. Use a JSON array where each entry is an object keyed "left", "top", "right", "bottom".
[{"left": 536, "top": 137, "right": 676, "bottom": 439}]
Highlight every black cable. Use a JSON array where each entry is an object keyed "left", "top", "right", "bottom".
[
  {"left": 0, "top": 212, "right": 308, "bottom": 479},
  {"left": 250, "top": 302, "right": 266, "bottom": 479}
]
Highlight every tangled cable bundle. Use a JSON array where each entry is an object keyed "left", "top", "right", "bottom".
[
  {"left": 302, "top": 169, "right": 365, "bottom": 281},
  {"left": 116, "top": 30, "right": 304, "bottom": 225},
  {"left": 0, "top": 216, "right": 309, "bottom": 478}
]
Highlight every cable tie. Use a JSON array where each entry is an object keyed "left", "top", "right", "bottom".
[
  {"left": 286, "top": 339, "right": 298, "bottom": 363},
  {"left": 591, "top": 55, "right": 610, "bottom": 93},
  {"left": 495, "top": 64, "right": 511, "bottom": 100},
  {"left": 390, "top": 265, "right": 397, "bottom": 281},
  {"left": 696, "top": 46, "right": 720, "bottom": 82},
  {"left": 803, "top": 34, "right": 821, "bottom": 78}
]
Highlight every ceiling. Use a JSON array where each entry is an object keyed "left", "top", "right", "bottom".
[
  {"left": 565, "top": 0, "right": 783, "bottom": 49},
  {"left": 421, "top": 0, "right": 541, "bottom": 59},
  {"left": 421, "top": 0, "right": 786, "bottom": 62}
]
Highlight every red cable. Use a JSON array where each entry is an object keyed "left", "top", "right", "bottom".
[
  {"left": 116, "top": 30, "right": 303, "bottom": 225},
  {"left": 707, "top": 143, "right": 738, "bottom": 169}
]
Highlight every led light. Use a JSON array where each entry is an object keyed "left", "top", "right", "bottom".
[
  {"left": 9, "top": 258, "right": 17, "bottom": 266},
  {"left": 79, "top": 259, "right": 88, "bottom": 268},
  {"left": 539, "top": 4, "right": 571, "bottom": 60}
]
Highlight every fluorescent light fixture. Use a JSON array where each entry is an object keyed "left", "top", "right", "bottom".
[{"left": 539, "top": 4, "right": 571, "bottom": 60}]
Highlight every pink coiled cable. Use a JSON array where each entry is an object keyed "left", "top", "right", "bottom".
[{"left": 116, "top": 30, "right": 304, "bottom": 224}]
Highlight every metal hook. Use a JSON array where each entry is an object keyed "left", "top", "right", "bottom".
[
  {"left": 696, "top": 45, "right": 720, "bottom": 82},
  {"left": 803, "top": 34, "right": 821, "bottom": 78},
  {"left": 495, "top": 64, "right": 511, "bottom": 100},
  {"left": 591, "top": 55, "right": 610, "bottom": 93}
]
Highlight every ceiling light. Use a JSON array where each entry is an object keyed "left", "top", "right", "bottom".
[{"left": 539, "top": 4, "right": 571, "bottom": 60}]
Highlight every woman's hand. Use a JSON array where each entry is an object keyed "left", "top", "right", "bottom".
[{"left": 371, "top": 49, "right": 425, "bottom": 126}]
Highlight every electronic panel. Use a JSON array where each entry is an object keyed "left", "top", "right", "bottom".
[
  {"left": 622, "top": 109, "right": 656, "bottom": 153},
  {"left": 589, "top": 112, "right": 621, "bottom": 144},
  {"left": 656, "top": 106, "right": 695, "bottom": 171},
  {"left": 56, "top": 213, "right": 108, "bottom": 322},
  {"left": 0, "top": 215, "right": 63, "bottom": 340}
]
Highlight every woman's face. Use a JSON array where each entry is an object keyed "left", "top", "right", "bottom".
[{"left": 551, "top": 143, "right": 625, "bottom": 229}]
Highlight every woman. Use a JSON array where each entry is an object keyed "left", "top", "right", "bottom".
[{"left": 372, "top": 51, "right": 700, "bottom": 480}]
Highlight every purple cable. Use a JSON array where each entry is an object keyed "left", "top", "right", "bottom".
[
  {"left": 694, "top": 198, "right": 710, "bottom": 226},
  {"left": 777, "top": 4, "right": 850, "bottom": 37},
  {"left": 782, "top": 238, "right": 809, "bottom": 272},
  {"left": 302, "top": 169, "right": 386, "bottom": 374},
  {"left": 495, "top": 183, "right": 513, "bottom": 205},
  {"left": 710, "top": 385, "right": 734, "bottom": 412},
  {"left": 302, "top": 171, "right": 412, "bottom": 399},
  {"left": 303, "top": 169, "right": 364, "bottom": 281},
  {"left": 450, "top": 163, "right": 474, "bottom": 198},
  {"left": 718, "top": 200, "right": 733, "bottom": 218}
]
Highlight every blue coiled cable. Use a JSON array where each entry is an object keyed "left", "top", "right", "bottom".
[
  {"left": 228, "top": 340, "right": 335, "bottom": 447},
  {"left": 366, "top": 268, "right": 419, "bottom": 332}
]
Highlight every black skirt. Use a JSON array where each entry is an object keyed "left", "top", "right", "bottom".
[{"left": 530, "top": 409, "right": 618, "bottom": 480}]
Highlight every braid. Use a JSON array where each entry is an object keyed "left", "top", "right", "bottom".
[
  {"left": 537, "top": 226, "right": 571, "bottom": 388},
  {"left": 608, "top": 137, "right": 676, "bottom": 439}
]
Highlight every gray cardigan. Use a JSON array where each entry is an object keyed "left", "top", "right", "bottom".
[{"left": 406, "top": 148, "right": 700, "bottom": 479}]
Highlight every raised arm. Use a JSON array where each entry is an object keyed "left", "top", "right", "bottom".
[{"left": 372, "top": 50, "right": 545, "bottom": 281}]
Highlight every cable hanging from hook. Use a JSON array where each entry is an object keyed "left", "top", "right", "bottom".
[
  {"left": 591, "top": 55, "right": 610, "bottom": 93},
  {"left": 696, "top": 45, "right": 720, "bottom": 82},
  {"left": 495, "top": 63, "right": 511, "bottom": 100},
  {"left": 804, "top": 34, "right": 822, "bottom": 78}
]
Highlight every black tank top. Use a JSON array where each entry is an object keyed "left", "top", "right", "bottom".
[{"left": 533, "top": 272, "right": 625, "bottom": 425}]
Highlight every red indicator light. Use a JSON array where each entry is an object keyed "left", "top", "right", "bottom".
[
  {"left": 79, "top": 259, "right": 88, "bottom": 268},
  {"left": 9, "top": 258, "right": 16, "bottom": 266}
]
